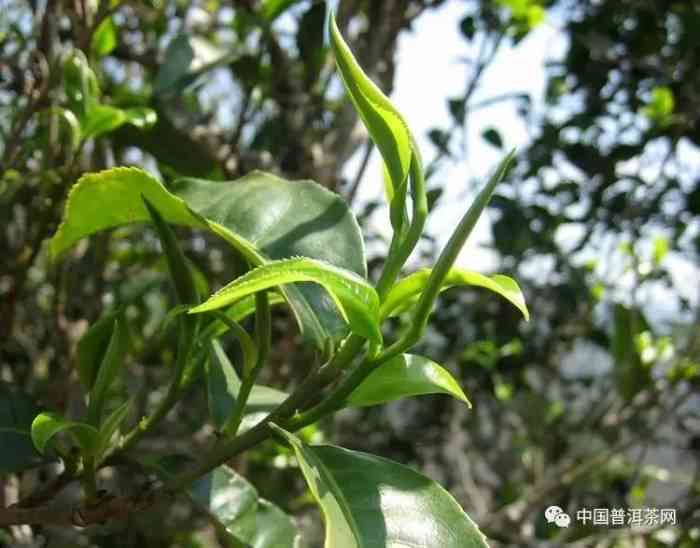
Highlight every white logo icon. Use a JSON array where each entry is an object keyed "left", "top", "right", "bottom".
[{"left": 545, "top": 506, "right": 571, "bottom": 528}]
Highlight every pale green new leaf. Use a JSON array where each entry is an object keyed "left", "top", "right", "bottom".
[
  {"left": 191, "top": 258, "right": 382, "bottom": 344},
  {"left": 87, "top": 315, "right": 129, "bottom": 426},
  {"left": 95, "top": 399, "right": 132, "bottom": 461},
  {"left": 348, "top": 354, "right": 471, "bottom": 407},
  {"left": 329, "top": 15, "right": 412, "bottom": 195},
  {"left": 31, "top": 413, "right": 99, "bottom": 456},
  {"left": 381, "top": 267, "right": 529, "bottom": 321},
  {"left": 272, "top": 426, "right": 489, "bottom": 548}
]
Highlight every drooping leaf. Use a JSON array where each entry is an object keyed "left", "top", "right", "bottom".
[
  {"left": 347, "top": 354, "right": 470, "bottom": 407},
  {"left": 0, "top": 384, "right": 48, "bottom": 474},
  {"left": 30, "top": 413, "right": 99, "bottom": 456},
  {"left": 154, "top": 458, "right": 300, "bottom": 547},
  {"left": 191, "top": 258, "right": 381, "bottom": 344},
  {"left": 329, "top": 15, "right": 412, "bottom": 195},
  {"left": 194, "top": 465, "right": 300, "bottom": 548},
  {"left": 273, "top": 426, "right": 489, "bottom": 548},
  {"left": 87, "top": 315, "right": 129, "bottom": 426},
  {"left": 154, "top": 34, "right": 233, "bottom": 95},
  {"left": 49, "top": 168, "right": 365, "bottom": 349},
  {"left": 381, "top": 268, "right": 529, "bottom": 321},
  {"left": 207, "top": 340, "right": 288, "bottom": 429}
]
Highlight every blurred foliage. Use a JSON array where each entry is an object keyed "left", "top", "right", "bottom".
[{"left": 0, "top": 0, "right": 698, "bottom": 547}]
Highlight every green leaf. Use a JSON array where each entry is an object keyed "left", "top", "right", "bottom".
[
  {"left": 154, "top": 34, "right": 233, "bottom": 95},
  {"left": 642, "top": 86, "right": 674, "bottom": 125},
  {"left": 82, "top": 104, "right": 126, "bottom": 139},
  {"left": 196, "top": 466, "right": 300, "bottom": 547},
  {"left": 0, "top": 384, "right": 48, "bottom": 474},
  {"left": 82, "top": 105, "right": 157, "bottom": 139},
  {"left": 50, "top": 168, "right": 366, "bottom": 349},
  {"left": 329, "top": 15, "right": 413, "bottom": 195},
  {"left": 152, "top": 457, "right": 300, "bottom": 547},
  {"left": 207, "top": 340, "right": 288, "bottom": 429},
  {"left": 77, "top": 310, "right": 120, "bottom": 391},
  {"left": 95, "top": 399, "right": 132, "bottom": 461},
  {"left": 260, "top": 0, "right": 303, "bottom": 21},
  {"left": 91, "top": 16, "right": 117, "bottom": 57},
  {"left": 143, "top": 197, "right": 199, "bottom": 305},
  {"left": 381, "top": 268, "right": 529, "bottom": 321},
  {"left": 297, "top": 1, "right": 327, "bottom": 87},
  {"left": 482, "top": 127, "right": 503, "bottom": 149},
  {"left": 191, "top": 258, "right": 382, "bottom": 344},
  {"left": 63, "top": 50, "right": 100, "bottom": 118},
  {"left": 652, "top": 236, "right": 669, "bottom": 266},
  {"left": 201, "top": 292, "right": 287, "bottom": 340},
  {"left": 87, "top": 315, "right": 129, "bottom": 426},
  {"left": 348, "top": 354, "right": 470, "bottom": 407},
  {"left": 121, "top": 107, "right": 157, "bottom": 129},
  {"left": 30, "top": 413, "right": 99, "bottom": 456},
  {"left": 273, "top": 426, "right": 489, "bottom": 548}
]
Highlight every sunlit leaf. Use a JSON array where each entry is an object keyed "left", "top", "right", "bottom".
[
  {"left": 381, "top": 268, "right": 529, "bottom": 321},
  {"left": 91, "top": 17, "right": 117, "bottom": 57},
  {"left": 348, "top": 354, "right": 471, "bottom": 407},
  {"left": 273, "top": 426, "right": 489, "bottom": 548},
  {"left": 191, "top": 258, "right": 382, "bottom": 344},
  {"left": 329, "top": 15, "right": 413, "bottom": 196},
  {"left": 30, "top": 413, "right": 99, "bottom": 455}
]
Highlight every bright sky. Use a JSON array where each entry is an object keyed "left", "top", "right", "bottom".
[{"left": 348, "top": 2, "right": 565, "bottom": 272}]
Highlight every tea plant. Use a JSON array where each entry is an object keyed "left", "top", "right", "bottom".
[{"left": 1, "top": 16, "right": 527, "bottom": 547}]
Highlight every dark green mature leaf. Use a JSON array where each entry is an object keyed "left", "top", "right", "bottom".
[
  {"left": 348, "top": 354, "right": 470, "bottom": 407},
  {"left": 297, "top": 1, "right": 327, "bottom": 87},
  {"left": 50, "top": 168, "right": 365, "bottom": 349},
  {"left": 0, "top": 384, "right": 48, "bottom": 474},
  {"left": 482, "top": 127, "right": 504, "bottom": 149},
  {"left": 191, "top": 258, "right": 381, "bottom": 344},
  {"left": 207, "top": 341, "right": 288, "bottom": 429},
  {"left": 612, "top": 305, "right": 652, "bottom": 401},
  {"left": 194, "top": 466, "right": 300, "bottom": 548},
  {"left": 154, "top": 34, "right": 233, "bottom": 95},
  {"left": 273, "top": 427, "right": 489, "bottom": 548},
  {"left": 30, "top": 413, "right": 99, "bottom": 456},
  {"left": 155, "top": 458, "right": 300, "bottom": 547},
  {"left": 381, "top": 268, "right": 529, "bottom": 321},
  {"left": 329, "top": 15, "right": 412, "bottom": 195}
]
